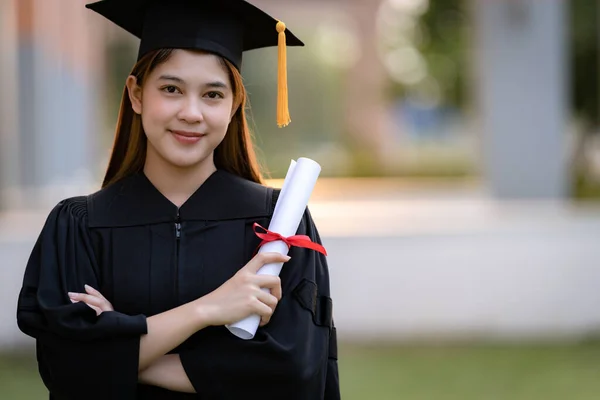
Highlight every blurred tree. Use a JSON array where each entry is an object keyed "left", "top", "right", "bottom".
[
  {"left": 570, "top": 0, "right": 599, "bottom": 129},
  {"left": 419, "top": 0, "right": 467, "bottom": 108},
  {"left": 103, "top": 39, "right": 137, "bottom": 145},
  {"left": 384, "top": 0, "right": 467, "bottom": 110},
  {"left": 570, "top": 0, "right": 600, "bottom": 197},
  {"left": 341, "top": 0, "right": 394, "bottom": 175}
]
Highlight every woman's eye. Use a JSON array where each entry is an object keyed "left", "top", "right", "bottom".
[
  {"left": 205, "top": 91, "right": 224, "bottom": 99},
  {"left": 162, "top": 85, "right": 181, "bottom": 94}
]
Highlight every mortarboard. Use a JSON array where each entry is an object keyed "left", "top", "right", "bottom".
[{"left": 85, "top": 0, "right": 304, "bottom": 127}]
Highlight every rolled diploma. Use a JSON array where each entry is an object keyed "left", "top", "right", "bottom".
[
  {"left": 272, "top": 159, "right": 296, "bottom": 217},
  {"left": 226, "top": 157, "right": 322, "bottom": 340}
]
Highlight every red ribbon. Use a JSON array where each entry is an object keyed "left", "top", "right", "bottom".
[{"left": 253, "top": 223, "right": 328, "bottom": 256}]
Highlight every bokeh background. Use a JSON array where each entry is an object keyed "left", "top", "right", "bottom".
[{"left": 2, "top": 0, "right": 600, "bottom": 398}]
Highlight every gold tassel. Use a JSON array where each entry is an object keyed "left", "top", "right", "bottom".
[{"left": 276, "top": 21, "right": 291, "bottom": 128}]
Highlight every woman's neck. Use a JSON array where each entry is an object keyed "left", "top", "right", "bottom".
[{"left": 143, "top": 151, "right": 217, "bottom": 209}]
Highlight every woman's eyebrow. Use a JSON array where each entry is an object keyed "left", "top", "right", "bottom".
[
  {"left": 158, "top": 74, "right": 185, "bottom": 83},
  {"left": 158, "top": 75, "right": 228, "bottom": 90},
  {"left": 205, "top": 81, "right": 229, "bottom": 90}
]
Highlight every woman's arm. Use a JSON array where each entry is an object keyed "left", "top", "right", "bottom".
[
  {"left": 70, "top": 285, "right": 209, "bottom": 372},
  {"left": 139, "top": 302, "right": 209, "bottom": 371},
  {"left": 138, "top": 354, "right": 195, "bottom": 393},
  {"left": 71, "top": 252, "right": 288, "bottom": 372}
]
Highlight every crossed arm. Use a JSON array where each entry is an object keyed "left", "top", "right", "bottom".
[
  {"left": 138, "top": 354, "right": 195, "bottom": 393},
  {"left": 70, "top": 285, "right": 197, "bottom": 392}
]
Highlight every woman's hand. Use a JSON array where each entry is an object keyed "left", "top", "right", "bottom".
[
  {"left": 198, "top": 252, "right": 289, "bottom": 327},
  {"left": 68, "top": 284, "right": 114, "bottom": 316}
]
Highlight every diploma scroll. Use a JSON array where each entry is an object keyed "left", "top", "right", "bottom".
[{"left": 226, "top": 157, "right": 322, "bottom": 340}]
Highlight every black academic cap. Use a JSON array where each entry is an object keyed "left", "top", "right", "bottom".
[{"left": 85, "top": 0, "right": 304, "bottom": 127}]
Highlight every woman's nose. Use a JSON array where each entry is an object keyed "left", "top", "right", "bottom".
[{"left": 177, "top": 97, "right": 204, "bottom": 124}]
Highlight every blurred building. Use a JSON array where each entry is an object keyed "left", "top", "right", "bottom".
[{"left": 0, "top": 0, "right": 107, "bottom": 211}]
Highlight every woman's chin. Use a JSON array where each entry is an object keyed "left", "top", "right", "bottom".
[
  {"left": 147, "top": 143, "right": 213, "bottom": 170},
  {"left": 164, "top": 154, "right": 210, "bottom": 170}
]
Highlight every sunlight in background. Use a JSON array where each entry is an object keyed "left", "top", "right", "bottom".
[{"left": 315, "top": 14, "right": 362, "bottom": 69}]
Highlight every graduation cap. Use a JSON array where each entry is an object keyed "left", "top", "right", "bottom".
[{"left": 85, "top": 0, "right": 305, "bottom": 127}]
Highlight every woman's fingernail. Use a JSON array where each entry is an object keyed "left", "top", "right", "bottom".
[
  {"left": 68, "top": 292, "right": 77, "bottom": 298},
  {"left": 84, "top": 284, "right": 92, "bottom": 291},
  {"left": 70, "top": 298, "right": 78, "bottom": 304}
]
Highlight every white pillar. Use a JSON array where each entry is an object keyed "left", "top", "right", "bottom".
[{"left": 473, "top": 0, "right": 569, "bottom": 199}]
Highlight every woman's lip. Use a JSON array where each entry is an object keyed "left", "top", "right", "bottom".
[
  {"left": 170, "top": 130, "right": 205, "bottom": 137},
  {"left": 170, "top": 130, "right": 204, "bottom": 144}
]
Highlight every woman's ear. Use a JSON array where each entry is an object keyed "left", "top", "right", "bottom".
[
  {"left": 230, "top": 104, "right": 239, "bottom": 122},
  {"left": 126, "top": 76, "right": 143, "bottom": 114}
]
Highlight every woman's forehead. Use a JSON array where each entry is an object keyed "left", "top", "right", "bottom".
[{"left": 151, "top": 50, "right": 230, "bottom": 82}]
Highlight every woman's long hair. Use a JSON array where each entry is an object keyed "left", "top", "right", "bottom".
[{"left": 102, "top": 49, "right": 263, "bottom": 188}]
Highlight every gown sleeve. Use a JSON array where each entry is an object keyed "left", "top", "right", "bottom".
[
  {"left": 179, "top": 209, "right": 341, "bottom": 399},
  {"left": 16, "top": 197, "right": 148, "bottom": 400},
  {"left": 325, "top": 321, "right": 341, "bottom": 400}
]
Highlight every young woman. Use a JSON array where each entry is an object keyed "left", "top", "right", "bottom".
[{"left": 16, "top": 0, "right": 340, "bottom": 399}]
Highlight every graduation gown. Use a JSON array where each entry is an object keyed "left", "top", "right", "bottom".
[{"left": 16, "top": 170, "right": 340, "bottom": 400}]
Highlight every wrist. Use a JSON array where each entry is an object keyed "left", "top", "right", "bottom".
[{"left": 193, "top": 298, "right": 215, "bottom": 329}]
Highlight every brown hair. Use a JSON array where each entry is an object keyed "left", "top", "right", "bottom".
[{"left": 102, "top": 49, "right": 263, "bottom": 188}]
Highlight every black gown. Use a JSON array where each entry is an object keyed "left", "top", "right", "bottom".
[{"left": 16, "top": 169, "right": 340, "bottom": 400}]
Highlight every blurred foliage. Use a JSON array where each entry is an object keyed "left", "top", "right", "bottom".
[
  {"left": 6, "top": 341, "right": 600, "bottom": 399},
  {"left": 573, "top": 170, "right": 600, "bottom": 199},
  {"left": 345, "top": 148, "right": 472, "bottom": 178},
  {"left": 419, "top": 0, "right": 468, "bottom": 109},
  {"left": 104, "top": 40, "right": 138, "bottom": 134},
  {"left": 569, "top": 0, "right": 600, "bottom": 199},
  {"left": 386, "top": 0, "right": 468, "bottom": 110},
  {"left": 570, "top": 0, "right": 599, "bottom": 130}
]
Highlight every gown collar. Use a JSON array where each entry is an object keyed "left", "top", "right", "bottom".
[{"left": 88, "top": 169, "right": 273, "bottom": 228}]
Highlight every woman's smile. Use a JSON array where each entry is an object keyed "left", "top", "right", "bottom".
[{"left": 169, "top": 129, "right": 206, "bottom": 145}]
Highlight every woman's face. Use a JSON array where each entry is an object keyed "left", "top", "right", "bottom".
[{"left": 127, "top": 49, "right": 235, "bottom": 170}]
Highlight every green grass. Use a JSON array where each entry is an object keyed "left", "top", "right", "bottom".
[
  {"left": 4, "top": 342, "right": 600, "bottom": 399},
  {"left": 339, "top": 342, "right": 600, "bottom": 400},
  {"left": 0, "top": 351, "right": 47, "bottom": 399}
]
